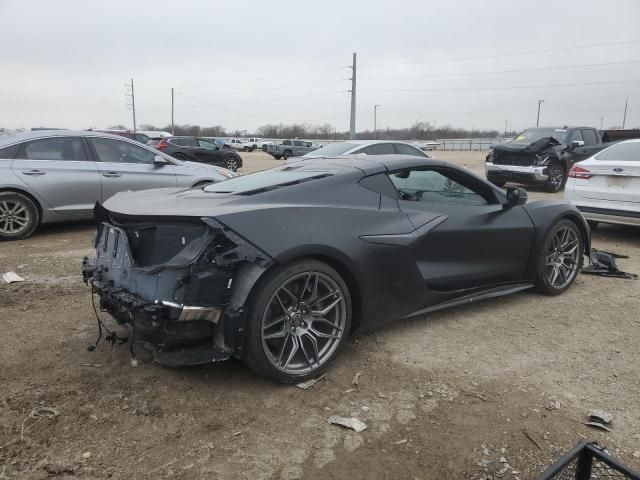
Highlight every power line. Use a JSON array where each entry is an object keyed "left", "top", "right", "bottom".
[
  {"left": 361, "top": 60, "right": 640, "bottom": 81},
  {"left": 363, "top": 79, "right": 640, "bottom": 94},
  {"left": 177, "top": 92, "right": 349, "bottom": 123},
  {"left": 383, "top": 104, "right": 535, "bottom": 116},
  {"left": 361, "top": 39, "right": 640, "bottom": 68}
]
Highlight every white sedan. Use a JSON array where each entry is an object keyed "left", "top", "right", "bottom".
[{"left": 564, "top": 139, "right": 640, "bottom": 228}]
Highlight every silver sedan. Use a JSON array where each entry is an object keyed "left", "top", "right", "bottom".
[{"left": 0, "top": 130, "right": 235, "bottom": 240}]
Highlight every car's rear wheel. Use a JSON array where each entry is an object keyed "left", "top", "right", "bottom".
[
  {"left": 544, "top": 164, "right": 565, "bottom": 193},
  {"left": 534, "top": 219, "right": 584, "bottom": 295},
  {"left": 0, "top": 192, "right": 39, "bottom": 241},
  {"left": 243, "top": 146, "right": 250, "bottom": 152},
  {"left": 243, "top": 259, "right": 352, "bottom": 383},
  {"left": 274, "top": 155, "right": 282, "bottom": 160},
  {"left": 225, "top": 156, "right": 239, "bottom": 171}
]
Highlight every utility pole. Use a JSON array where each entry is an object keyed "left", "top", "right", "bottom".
[
  {"left": 622, "top": 98, "right": 628, "bottom": 129},
  {"left": 125, "top": 78, "right": 136, "bottom": 132},
  {"left": 171, "top": 88, "right": 175, "bottom": 135},
  {"left": 600, "top": 115, "right": 604, "bottom": 130},
  {"left": 536, "top": 99, "right": 544, "bottom": 127},
  {"left": 374, "top": 104, "right": 380, "bottom": 139},
  {"left": 504, "top": 119, "right": 508, "bottom": 136},
  {"left": 349, "top": 53, "right": 357, "bottom": 140}
]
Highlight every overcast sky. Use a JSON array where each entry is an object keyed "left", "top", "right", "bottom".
[{"left": 1, "top": 0, "right": 639, "bottom": 134}]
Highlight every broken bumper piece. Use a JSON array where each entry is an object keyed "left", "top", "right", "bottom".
[{"left": 82, "top": 208, "right": 274, "bottom": 367}]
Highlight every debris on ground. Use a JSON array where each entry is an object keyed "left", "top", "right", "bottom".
[
  {"left": 327, "top": 415, "right": 367, "bottom": 433},
  {"left": 295, "top": 374, "right": 326, "bottom": 390},
  {"left": 582, "top": 249, "right": 637, "bottom": 279},
  {"left": 393, "top": 439, "right": 407, "bottom": 445},
  {"left": 586, "top": 409, "right": 614, "bottom": 431},
  {"left": 81, "top": 363, "right": 103, "bottom": 368},
  {"left": 352, "top": 371, "right": 362, "bottom": 386},
  {"left": 588, "top": 409, "right": 613, "bottom": 424},
  {"left": 522, "top": 429, "right": 542, "bottom": 450},
  {"left": 2, "top": 272, "right": 24, "bottom": 284},
  {"left": 231, "top": 431, "right": 243, "bottom": 437}
]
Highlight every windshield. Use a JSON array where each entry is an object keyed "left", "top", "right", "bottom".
[
  {"left": 595, "top": 141, "right": 640, "bottom": 161},
  {"left": 513, "top": 128, "right": 567, "bottom": 143},
  {"left": 303, "top": 142, "right": 357, "bottom": 156},
  {"left": 203, "top": 167, "right": 333, "bottom": 194}
]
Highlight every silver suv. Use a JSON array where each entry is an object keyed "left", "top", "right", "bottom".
[{"left": 0, "top": 130, "right": 235, "bottom": 240}]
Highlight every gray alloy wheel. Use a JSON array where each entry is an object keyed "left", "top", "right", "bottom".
[
  {"left": 535, "top": 220, "right": 583, "bottom": 295},
  {"left": 545, "top": 164, "right": 565, "bottom": 193},
  {"left": 225, "top": 156, "right": 239, "bottom": 171},
  {"left": 261, "top": 271, "right": 347, "bottom": 376},
  {"left": 282, "top": 150, "right": 292, "bottom": 160},
  {"left": 243, "top": 259, "right": 352, "bottom": 383},
  {"left": 0, "top": 192, "right": 39, "bottom": 241}
]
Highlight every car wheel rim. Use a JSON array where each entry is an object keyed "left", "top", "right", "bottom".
[
  {"left": 226, "top": 159, "right": 237, "bottom": 170},
  {"left": 0, "top": 200, "right": 30, "bottom": 235},
  {"left": 261, "top": 271, "right": 346, "bottom": 376},
  {"left": 548, "top": 167, "right": 563, "bottom": 190},
  {"left": 545, "top": 226, "right": 580, "bottom": 289}
]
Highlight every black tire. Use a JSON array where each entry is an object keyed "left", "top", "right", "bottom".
[
  {"left": 534, "top": 219, "right": 584, "bottom": 295},
  {"left": 225, "top": 156, "right": 239, "bottom": 172},
  {"left": 282, "top": 150, "right": 292, "bottom": 160},
  {"left": 243, "top": 146, "right": 250, "bottom": 152},
  {"left": 274, "top": 155, "right": 282, "bottom": 160},
  {"left": 243, "top": 258, "right": 352, "bottom": 383},
  {"left": 587, "top": 220, "right": 599, "bottom": 231},
  {"left": 0, "top": 191, "right": 40, "bottom": 241},
  {"left": 544, "top": 164, "right": 565, "bottom": 193}
]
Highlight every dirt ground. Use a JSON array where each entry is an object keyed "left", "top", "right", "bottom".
[{"left": 1, "top": 150, "right": 639, "bottom": 479}]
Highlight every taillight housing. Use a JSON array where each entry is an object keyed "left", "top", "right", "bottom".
[
  {"left": 155, "top": 138, "right": 168, "bottom": 150},
  {"left": 568, "top": 165, "right": 592, "bottom": 179}
]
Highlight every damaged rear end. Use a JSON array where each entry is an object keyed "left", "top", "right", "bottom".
[{"left": 82, "top": 204, "right": 273, "bottom": 367}]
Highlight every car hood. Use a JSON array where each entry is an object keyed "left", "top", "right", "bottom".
[
  {"left": 493, "top": 137, "right": 562, "bottom": 154},
  {"left": 102, "top": 187, "right": 286, "bottom": 220}
]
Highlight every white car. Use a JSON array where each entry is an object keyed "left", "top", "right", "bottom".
[
  {"left": 297, "top": 140, "right": 431, "bottom": 161},
  {"left": 564, "top": 139, "right": 640, "bottom": 228}
]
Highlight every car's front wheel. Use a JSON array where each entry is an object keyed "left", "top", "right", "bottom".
[
  {"left": 544, "top": 164, "right": 565, "bottom": 193},
  {"left": 243, "top": 259, "right": 352, "bottom": 383},
  {"left": 535, "top": 219, "right": 584, "bottom": 295},
  {"left": 282, "top": 150, "right": 292, "bottom": 160},
  {"left": 225, "top": 156, "right": 239, "bottom": 171},
  {"left": 0, "top": 191, "right": 39, "bottom": 241}
]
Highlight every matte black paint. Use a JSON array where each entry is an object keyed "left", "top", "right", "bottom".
[{"left": 86, "top": 155, "right": 590, "bottom": 365}]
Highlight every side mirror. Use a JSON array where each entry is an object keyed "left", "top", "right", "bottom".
[
  {"left": 571, "top": 140, "right": 585, "bottom": 149},
  {"left": 154, "top": 155, "right": 170, "bottom": 167},
  {"left": 505, "top": 187, "right": 528, "bottom": 207}
]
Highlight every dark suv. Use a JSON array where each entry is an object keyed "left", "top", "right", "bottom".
[{"left": 155, "top": 137, "right": 242, "bottom": 171}]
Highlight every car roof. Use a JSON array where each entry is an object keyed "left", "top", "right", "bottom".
[
  {"left": 289, "top": 154, "right": 445, "bottom": 175},
  {"left": 341, "top": 140, "right": 419, "bottom": 145},
  {"left": 0, "top": 129, "right": 144, "bottom": 147}
]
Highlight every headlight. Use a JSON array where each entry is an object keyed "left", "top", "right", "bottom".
[{"left": 216, "top": 168, "right": 236, "bottom": 178}]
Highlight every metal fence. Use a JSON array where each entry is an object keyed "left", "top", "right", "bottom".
[
  {"left": 537, "top": 442, "right": 640, "bottom": 480},
  {"left": 436, "top": 137, "right": 513, "bottom": 151}
]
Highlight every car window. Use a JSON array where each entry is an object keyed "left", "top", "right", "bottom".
[
  {"left": 0, "top": 143, "right": 20, "bottom": 159},
  {"left": 388, "top": 169, "right": 490, "bottom": 206},
  {"left": 198, "top": 139, "right": 217, "bottom": 149},
  {"left": 595, "top": 142, "right": 640, "bottom": 161},
  {"left": 581, "top": 129, "right": 598, "bottom": 146},
  {"left": 394, "top": 143, "right": 427, "bottom": 157},
  {"left": 18, "top": 137, "right": 87, "bottom": 161},
  {"left": 134, "top": 133, "right": 150, "bottom": 144},
  {"left": 283, "top": 140, "right": 291, "bottom": 146},
  {"left": 568, "top": 129, "right": 584, "bottom": 144},
  {"left": 90, "top": 137, "right": 156, "bottom": 164},
  {"left": 359, "top": 143, "right": 396, "bottom": 155}
]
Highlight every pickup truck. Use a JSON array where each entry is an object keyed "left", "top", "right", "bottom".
[
  {"left": 485, "top": 126, "right": 618, "bottom": 193},
  {"left": 266, "top": 139, "right": 319, "bottom": 160}
]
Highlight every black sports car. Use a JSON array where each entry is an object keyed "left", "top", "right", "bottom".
[
  {"left": 82, "top": 155, "right": 589, "bottom": 383},
  {"left": 154, "top": 136, "right": 243, "bottom": 171}
]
